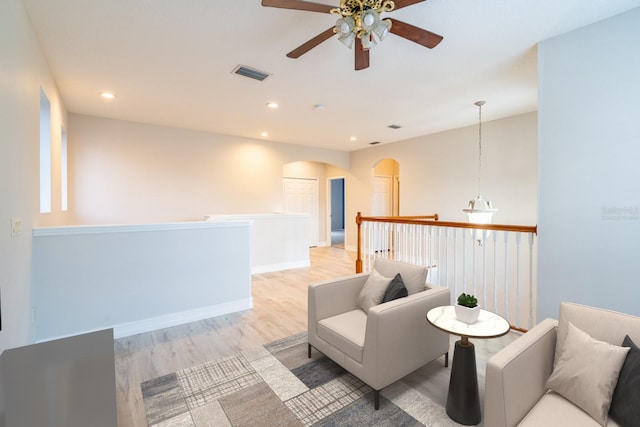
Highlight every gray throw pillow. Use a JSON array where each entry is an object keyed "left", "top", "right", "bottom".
[
  {"left": 609, "top": 335, "right": 640, "bottom": 427},
  {"left": 382, "top": 273, "right": 408, "bottom": 303},
  {"left": 356, "top": 269, "right": 392, "bottom": 313}
]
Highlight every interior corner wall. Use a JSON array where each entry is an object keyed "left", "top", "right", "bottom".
[
  {"left": 0, "top": 0, "right": 68, "bottom": 352},
  {"left": 346, "top": 112, "right": 538, "bottom": 249},
  {"left": 537, "top": 8, "right": 640, "bottom": 321},
  {"left": 67, "top": 114, "right": 349, "bottom": 226}
]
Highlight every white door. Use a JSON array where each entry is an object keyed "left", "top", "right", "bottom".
[
  {"left": 372, "top": 176, "right": 392, "bottom": 216},
  {"left": 283, "top": 178, "right": 319, "bottom": 247},
  {"left": 371, "top": 176, "right": 393, "bottom": 252}
]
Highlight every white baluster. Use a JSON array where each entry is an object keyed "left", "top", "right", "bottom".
[
  {"left": 453, "top": 228, "right": 458, "bottom": 298},
  {"left": 462, "top": 228, "right": 468, "bottom": 295},
  {"left": 443, "top": 227, "right": 449, "bottom": 288},
  {"left": 503, "top": 231, "right": 509, "bottom": 323},
  {"left": 472, "top": 230, "right": 477, "bottom": 297},
  {"left": 528, "top": 232, "right": 535, "bottom": 329},
  {"left": 482, "top": 229, "right": 487, "bottom": 309},
  {"left": 493, "top": 231, "right": 498, "bottom": 313},
  {"left": 515, "top": 232, "right": 522, "bottom": 329}
]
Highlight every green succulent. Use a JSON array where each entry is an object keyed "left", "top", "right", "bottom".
[{"left": 457, "top": 293, "right": 478, "bottom": 308}]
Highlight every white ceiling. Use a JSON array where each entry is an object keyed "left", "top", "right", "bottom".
[{"left": 23, "top": 0, "right": 640, "bottom": 151}]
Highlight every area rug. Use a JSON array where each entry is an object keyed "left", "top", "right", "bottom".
[{"left": 141, "top": 332, "right": 459, "bottom": 426}]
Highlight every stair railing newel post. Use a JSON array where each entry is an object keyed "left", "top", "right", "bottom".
[{"left": 356, "top": 212, "right": 363, "bottom": 273}]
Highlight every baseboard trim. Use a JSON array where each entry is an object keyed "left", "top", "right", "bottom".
[
  {"left": 251, "top": 260, "right": 310, "bottom": 275},
  {"left": 112, "top": 298, "right": 254, "bottom": 339},
  {"left": 36, "top": 298, "right": 254, "bottom": 342}
]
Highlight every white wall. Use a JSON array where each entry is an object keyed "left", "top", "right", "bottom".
[
  {"left": 346, "top": 112, "right": 538, "bottom": 248},
  {"left": 0, "top": 0, "right": 68, "bottom": 352},
  {"left": 537, "top": 8, "right": 640, "bottom": 320},
  {"left": 68, "top": 114, "right": 349, "bottom": 227}
]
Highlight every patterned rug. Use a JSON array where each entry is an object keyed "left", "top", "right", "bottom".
[{"left": 141, "top": 332, "right": 460, "bottom": 426}]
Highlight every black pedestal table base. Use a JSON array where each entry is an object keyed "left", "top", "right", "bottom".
[{"left": 446, "top": 339, "right": 480, "bottom": 425}]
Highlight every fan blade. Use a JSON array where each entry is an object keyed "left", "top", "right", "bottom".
[
  {"left": 392, "top": 0, "right": 426, "bottom": 10},
  {"left": 354, "top": 38, "right": 370, "bottom": 70},
  {"left": 287, "top": 27, "right": 336, "bottom": 58},
  {"left": 389, "top": 18, "right": 443, "bottom": 48},
  {"left": 261, "top": 0, "right": 334, "bottom": 14}
]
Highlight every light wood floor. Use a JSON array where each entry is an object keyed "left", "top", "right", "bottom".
[{"left": 114, "top": 246, "right": 519, "bottom": 426}]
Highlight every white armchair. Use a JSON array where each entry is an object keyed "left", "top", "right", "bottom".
[
  {"left": 308, "top": 258, "right": 451, "bottom": 409},
  {"left": 484, "top": 302, "right": 640, "bottom": 427}
]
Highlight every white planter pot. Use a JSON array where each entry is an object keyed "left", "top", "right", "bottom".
[{"left": 455, "top": 304, "right": 480, "bottom": 324}]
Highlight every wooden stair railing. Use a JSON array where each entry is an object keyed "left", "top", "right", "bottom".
[
  {"left": 355, "top": 212, "right": 538, "bottom": 332},
  {"left": 356, "top": 212, "right": 440, "bottom": 273},
  {"left": 356, "top": 212, "right": 537, "bottom": 272}
]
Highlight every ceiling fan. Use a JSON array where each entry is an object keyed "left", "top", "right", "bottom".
[{"left": 261, "top": 0, "right": 443, "bottom": 71}]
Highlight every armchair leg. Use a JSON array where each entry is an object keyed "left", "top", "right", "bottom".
[
  {"left": 308, "top": 343, "right": 311, "bottom": 358},
  {"left": 374, "top": 390, "right": 380, "bottom": 410},
  {"left": 445, "top": 351, "right": 449, "bottom": 368}
]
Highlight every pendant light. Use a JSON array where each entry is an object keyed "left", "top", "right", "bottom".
[{"left": 463, "top": 101, "right": 497, "bottom": 243}]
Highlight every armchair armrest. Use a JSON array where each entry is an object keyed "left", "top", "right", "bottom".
[
  {"left": 362, "top": 285, "right": 451, "bottom": 390},
  {"left": 308, "top": 273, "right": 369, "bottom": 323},
  {"left": 484, "top": 318, "right": 558, "bottom": 427}
]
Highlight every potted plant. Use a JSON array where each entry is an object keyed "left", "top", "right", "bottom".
[{"left": 455, "top": 293, "right": 480, "bottom": 324}]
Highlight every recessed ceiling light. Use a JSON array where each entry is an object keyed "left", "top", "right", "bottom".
[
  {"left": 266, "top": 102, "right": 278, "bottom": 109},
  {"left": 350, "top": 136, "right": 357, "bottom": 141},
  {"left": 260, "top": 131, "right": 269, "bottom": 137},
  {"left": 100, "top": 91, "right": 116, "bottom": 100}
]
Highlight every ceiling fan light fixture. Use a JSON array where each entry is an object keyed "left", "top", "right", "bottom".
[
  {"left": 338, "top": 31, "right": 356, "bottom": 48},
  {"left": 336, "top": 17, "right": 355, "bottom": 35},
  {"left": 373, "top": 19, "right": 392, "bottom": 40},
  {"left": 361, "top": 32, "right": 376, "bottom": 50},
  {"left": 331, "top": 0, "right": 395, "bottom": 50},
  {"left": 360, "top": 9, "right": 379, "bottom": 32}
]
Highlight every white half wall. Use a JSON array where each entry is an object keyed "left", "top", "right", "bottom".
[
  {"left": 32, "top": 221, "right": 252, "bottom": 341},
  {"left": 538, "top": 8, "right": 640, "bottom": 320}
]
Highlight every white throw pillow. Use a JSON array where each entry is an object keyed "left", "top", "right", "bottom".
[
  {"left": 545, "top": 321, "right": 629, "bottom": 426},
  {"left": 356, "top": 269, "right": 392, "bottom": 313}
]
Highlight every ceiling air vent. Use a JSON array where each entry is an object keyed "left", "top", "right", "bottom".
[
  {"left": 369, "top": 141, "right": 381, "bottom": 145},
  {"left": 388, "top": 124, "right": 402, "bottom": 129},
  {"left": 232, "top": 65, "right": 271, "bottom": 81}
]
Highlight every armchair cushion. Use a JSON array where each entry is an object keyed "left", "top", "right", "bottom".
[
  {"left": 382, "top": 273, "right": 408, "bottom": 303},
  {"left": 372, "top": 258, "right": 427, "bottom": 295},
  {"left": 519, "top": 392, "right": 607, "bottom": 427},
  {"left": 318, "top": 309, "right": 367, "bottom": 363},
  {"left": 609, "top": 335, "right": 640, "bottom": 427},
  {"left": 545, "top": 322, "right": 629, "bottom": 426},
  {"left": 356, "top": 269, "right": 393, "bottom": 313}
]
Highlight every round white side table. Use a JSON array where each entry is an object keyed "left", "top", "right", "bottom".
[{"left": 426, "top": 305, "right": 510, "bottom": 425}]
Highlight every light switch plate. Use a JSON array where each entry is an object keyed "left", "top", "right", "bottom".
[{"left": 11, "top": 217, "right": 22, "bottom": 237}]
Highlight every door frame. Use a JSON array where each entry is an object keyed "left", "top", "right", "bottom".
[{"left": 327, "top": 176, "right": 346, "bottom": 248}]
